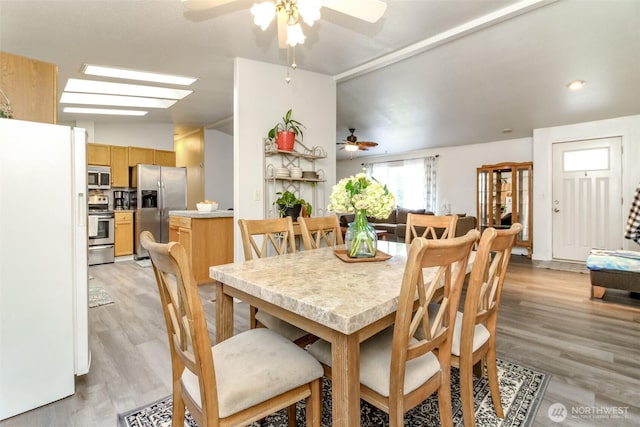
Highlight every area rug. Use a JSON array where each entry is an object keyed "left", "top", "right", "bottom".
[
  {"left": 117, "top": 358, "right": 548, "bottom": 427},
  {"left": 89, "top": 282, "right": 114, "bottom": 308},
  {"left": 535, "top": 259, "right": 589, "bottom": 274}
]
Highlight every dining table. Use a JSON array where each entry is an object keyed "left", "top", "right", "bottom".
[{"left": 209, "top": 240, "right": 475, "bottom": 427}]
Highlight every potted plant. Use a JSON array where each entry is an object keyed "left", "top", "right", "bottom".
[
  {"left": 274, "top": 190, "right": 305, "bottom": 221},
  {"left": 268, "top": 109, "right": 305, "bottom": 152},
  {"left": 300, "top": 199, "right": 312, "bottom": 218}
]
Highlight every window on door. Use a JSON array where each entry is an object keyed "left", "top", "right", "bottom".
[
  {"left": 365, "top": 156, "right": 438, "bottom": 211},
  {"left": 563, "top": 147, "right": 609, "bottom": 172}
]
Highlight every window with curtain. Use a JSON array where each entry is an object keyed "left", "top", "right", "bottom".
[{"left": 365, "top": 156, "right": 438, "bottom": 211}]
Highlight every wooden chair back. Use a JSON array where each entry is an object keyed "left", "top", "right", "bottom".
[
  {"left": 238, "top": 217, "right": 296, "bottom": 260},
  {"left": 453, "top": 223, "right": 522, "bottom": 427},
  {"left": 298, "top": 215, "right": 344, "bottom": 250},
  {"left": 381, "top": 230, "right": 479, "bottom": 425},
  {"left": 140, "top": 231, "right": 219, "bottom": 427},
  {"left": 405, "top": 213, "right": 458, "bottom": 244}
]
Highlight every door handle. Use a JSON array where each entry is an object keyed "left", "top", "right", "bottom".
[{"left": 554, "top": 208, "right": 560, "bottom": 213}]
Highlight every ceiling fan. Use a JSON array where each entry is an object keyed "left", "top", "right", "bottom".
[
  {"left": 337, "top": 128, "right": 379, "bottom": 152},
  {"left": 182, "top": 0, "right": 387, "bottom": 49}
]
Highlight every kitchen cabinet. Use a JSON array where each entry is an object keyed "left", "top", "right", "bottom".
[
  {"left": 477, "top": 161, "right": 533, "bottom": 257},
  {"left": 169, "top": 214, "right": 234, "bottom": 285},
  {"left": 128, "top": 146, "right": 154, "bottom": 167},
  {"left": 0, "top": 51, "right": 57, "bottom": 124},
  {"left": 264, "top": 142, "right": 326, "bottom": 218},
  {"left": 154, "top": 149, "right": 176, "bottom": 166},
  {"left": 110, "top": 145, "right": 129, "bottom": 187},
  {"left": 114, "top": 211, "right": 134, "bottom": 256},
  {"left": 87, "top": 143, "right": 111, "bottom": 166}
]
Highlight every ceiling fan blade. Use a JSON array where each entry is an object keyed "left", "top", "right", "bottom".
[
  {"left": 181, "top": 0, "right": 237, "bottom": 11},
  {"left": 322, "top": 0, "right": 387, "bottom": 23},
  {"left": 277, "top": 11, "right": 288, "bottom": 49},
  {"left": 358, "top": 141, "right": 378, "bottom": 147}
]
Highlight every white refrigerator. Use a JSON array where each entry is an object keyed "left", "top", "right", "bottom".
[{"left": 0, "top": 119, "right": 90, "bottom": 420}]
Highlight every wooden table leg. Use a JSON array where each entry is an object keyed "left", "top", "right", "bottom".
[
  {"left": 215, "top": 282, "right": 234, "bottom": 343},
  {"left": 331, "top": 333, "right": 361, "bottom": 427}
]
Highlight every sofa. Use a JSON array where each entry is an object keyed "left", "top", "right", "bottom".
[{"left": 339, "top": 207, "right": 477, "bottom": 242}]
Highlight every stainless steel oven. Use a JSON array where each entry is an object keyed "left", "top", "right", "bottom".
[
  {"left": 88, "top": 195, "right": 115, "bottom": 265},
  {"left": 88, "top": 165, "right": 111, "bottom": 190}
]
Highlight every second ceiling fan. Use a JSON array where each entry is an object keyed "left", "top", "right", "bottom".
[{"left": 337, "top": 128, "right": 379, "bottom": 152}]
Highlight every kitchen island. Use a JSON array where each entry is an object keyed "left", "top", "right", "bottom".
[{"left": 169, "top": 210, "right": 234, "bottom": 285}]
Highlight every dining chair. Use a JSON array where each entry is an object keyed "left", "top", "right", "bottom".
[
  {"left": 297, "top": 215, "right": 344, "bottom": 250},
  {"left": 308, "top": 230, "right": 480, "bottom": 427},
  {"left": 449, "top": 223, "right": 522, "bottom": 427},
  {"left": 238, "top": 217, "right": 316, "bottom": 346},
  {"left": 140, "top": 231, "right": 323, "bottom": 427},
  {"left": 405, "top": 213, "right": 459, "bottom": 244}
]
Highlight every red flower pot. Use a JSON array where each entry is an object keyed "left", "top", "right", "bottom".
[{"left": 276, "top": 131, "right": 295, "bottom": 151}]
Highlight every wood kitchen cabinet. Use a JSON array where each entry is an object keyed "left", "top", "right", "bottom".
[
  {"left": 169, "top": 215, "right": 234, "bottom": 285},
  {"left": 154, "top": 149, "right": 176, "bottom": 166},
  {"left": 114, "top": 211, "right": 134, "bottom": 256},
  {"left": 128, "top": 146, "right": 154, "bottom": 167},
  {"left": 87, "top": 143, "right": 111, "bottom": 166},
  {"left": 0, "top": 51, "right": 57, "bottom": 124},
  {"left": 110, "top": 145, "right": 129, "bottom": 187}
]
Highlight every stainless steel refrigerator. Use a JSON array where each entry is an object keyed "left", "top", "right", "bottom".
[
  {"left": 134, "top": 164, "right": 187, "bottom": 259},
  {"left": 1, "top": 118, "right": 89, "bottom": 420}
]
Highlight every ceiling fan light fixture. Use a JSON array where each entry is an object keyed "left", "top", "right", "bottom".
[
  {"left": 251, "top": 2, "right": 276, "bottom": 30},
  {"left": 344, "top": 143, "right": 359, "bottom": 152},
  {"left": 286, "top": 22, "right": 305, "bottom": 46},
  {"left": 297, "top": 0, "right": 321, "bottom": 26}
]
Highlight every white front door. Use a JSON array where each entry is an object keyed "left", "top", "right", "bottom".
[{"left": 552, "top": 137, "right": 622, "bottom": 261}]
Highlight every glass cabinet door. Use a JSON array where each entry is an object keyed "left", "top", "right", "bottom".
[
  {"left": 517, "top": 166, "right": 531, "bottom": 243},
  {"left": 492, "top": 168, "right": 512, "bottom": 229},
  {"left": 477, "top": 170, "right": 489, "bottom": 231}
]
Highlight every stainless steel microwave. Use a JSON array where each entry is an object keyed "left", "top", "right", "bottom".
[{"left": 88, "top": 165, "right": 111, "bottom": 190}]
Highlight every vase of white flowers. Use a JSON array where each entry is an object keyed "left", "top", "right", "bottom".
[{"left": 328, "top": 173, "right": 396, "bottom": 258}]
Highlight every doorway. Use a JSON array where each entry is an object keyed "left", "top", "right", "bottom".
[{"left": 552, "top": 137, "right": 622, "bottom": 261}]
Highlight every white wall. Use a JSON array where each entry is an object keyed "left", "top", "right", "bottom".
[
  {"left": 533, "top": 115, "right": 640, "bottom": 260},
  {"left": 233, "top": 58, "right": 336, "bottom": 261},
  {"left": 337, "top": 137, "right": 532, "bottom": 217},
  {"left": 91, "top": 122, "right": 174, "bottom": 150},
  {"left": 204, "top": 128, "right": 234, "bottom": 210}
]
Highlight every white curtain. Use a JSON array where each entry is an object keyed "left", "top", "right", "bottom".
[{"left": 365, "top": 156, "right": 438, "bottom": 211}]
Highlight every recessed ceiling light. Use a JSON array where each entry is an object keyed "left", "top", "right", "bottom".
[
  {"left": 82, "top": 64, "right": 197, "bottom": 86},
  {"left": 63, "top": 107, "right": 148, "bottom": 116},
  {"left": 566, "top": 80, "right": 586, "bottom": 90},
  {"left": 64, "top": 79, "right": 192, "bottom": 100},
  {"left": 60, "top": 92, "right": 177, "bottom": 108}
]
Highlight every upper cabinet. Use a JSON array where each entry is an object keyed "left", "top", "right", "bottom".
[
  {"left": 0, "top": 51, "right": 57, "bottom": 124},
  {"left": 154, "top": 149, "right": 176, "bottom": 167},
  {"left": 128, "top": 146, "right": 154, "bottom": 167},
  {"left": 87, "top": 143, "right": 111, "bottom": 166},
  {"left": 477, "top": 161, "right": 533, "bottom": 257},
  {"left": 110, "top": 145, "right": 129, "bottom": 188}
]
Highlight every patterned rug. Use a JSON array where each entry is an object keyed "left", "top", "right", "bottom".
[
  {"left": 89, "top": 281, "right": 114, "bottom": 308},
  {"left": 117, "top": 358, "right": 548, "bottom": 427}
]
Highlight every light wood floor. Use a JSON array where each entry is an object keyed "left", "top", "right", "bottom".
[{"left": 2, "top": 256, "right": 639, "bottom": 427}]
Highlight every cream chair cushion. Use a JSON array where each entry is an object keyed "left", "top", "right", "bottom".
[
  {"left": 308, "top": 327, "right": 441, "bottom": 397},
  {"left": 182, "top": 328, "right": 323, "bottom": 418},
  {"left": 416, "top": 304, "right": 490, "bottom": 357}
]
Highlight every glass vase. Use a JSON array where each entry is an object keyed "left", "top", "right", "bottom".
[{"left": 345, "top": 209, "right": 377, "bottom": 258}]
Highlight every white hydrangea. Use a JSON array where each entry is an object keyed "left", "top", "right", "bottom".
[{"left": 327, "top": 173, "right": 396, "bottom": 219}]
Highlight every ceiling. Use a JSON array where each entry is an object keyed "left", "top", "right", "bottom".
[{"left": 1, "top": 0, "right": 639, "bottom": 160}]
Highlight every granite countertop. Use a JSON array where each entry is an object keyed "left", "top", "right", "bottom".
[{"left": 169, "top": 210, "right": 234, "bottom": 218}]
